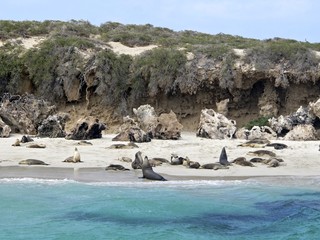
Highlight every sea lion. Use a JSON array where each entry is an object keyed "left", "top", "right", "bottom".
[
  {"left": 118, "top": 157, "right": 132, "bottom": 162},
  {"left": 63, "top": 147, "right": 82, "bottom": 163},
  {"left": 77, "top": 140, "right": 93, "bottom": 146},
  {"left": 170, "top": 154, "right": 184, "bottom": 165},
  {"left": 151, "top": 157, "right": 170, "bottom": 164},
  {"left": 249, "top": 157, "right": 264, "bottom": 163},
  {"left": 73, "top": 147, "right": 81, "bottom": 162},
  {"left": 20, "top": 135, "right": 34, "bottom": 143},
  {"left": 183, "top": 157, "right": 200, "bottom": 169},
  {"left": 107, "top": 142, "right": 139, "bottom": 149},
  {"left": 132, "top": 151, "right": 143, "bottom": 169},
  {"left": 266, "top": 159, "right": 280, "bottom": 168},
  {"left": 219, "top": 147, "right": 230, "bottom": 166},
  {"left": 232, "top": 157, "right": 255, "bottom": 167},
  {"left": 105, "top": 164, "right": 129, "bottom": 171},
  {"left": 26, "top": 143, "right": 46, "bottom": 148},
  {"left": 141, "top": 156, "right": 167, "bottom": 181},
  {"left": 266, "top": 143, "right": 288, "bottom": 150},
  {"left": 201, "top": 163, "right": 229, "bottom": 170},
  {"left": 148, "top": 159, "right": 163, "bottom": 167},
  {"left": 237, "top": 139, "right": 270, "bottom": 148},
  {"left": 247, "top": 150, "right": 276, "bottom": 158},
  {"left": 19, "top": 159, "right": 49, "bottom": 165},
  {"left": 12, "top": 139, "right": 21, "bottom": 146}
]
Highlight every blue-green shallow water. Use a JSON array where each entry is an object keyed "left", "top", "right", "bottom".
[{"left": 1, "top": 177, "right": 320, "bottom": 240}]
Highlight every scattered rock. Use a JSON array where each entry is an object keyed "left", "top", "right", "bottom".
[
  {"left": 37, "top": 113, "right": 70, "bottom": 138},
  {"left": 66, "top": 117, "right": 106, "bottom": 140},
  {"left": 197, "top": 108, "right": 236, "bottom": 139}
]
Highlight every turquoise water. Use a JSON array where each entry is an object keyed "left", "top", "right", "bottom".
[{"left": 0, "top": 177, "right": 320, "bottom": 240}]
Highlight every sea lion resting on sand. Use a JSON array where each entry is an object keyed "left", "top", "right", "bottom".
[
  {"left": 19, "top": 159, "right": 49, "bottom": 165},
  {"left": 201, "top": 163, "right": 229, "bottom": 170},
  {"left": 12, "top": 139, "right": 21, "bottom": 147},
  {"left": 141, "top": 156, "right": 167, "bottom": 181},
  {"left": 247, "top": 150, "right": 276, "bottom": 158},
  {"left": 105, "top": 164, "right": 129, "bottom": 171},
  {"left": 26, "top": 143, "right": 46, "bottom": 148},
  {"left": 201, "top": 147, "right": 231, "bottom": 170},
  {"left": 232, "top": 157, "right": 255, "bottom": 167},
  {"left": 107, "top": 142, "right": 139, "bottom": 149},
  {"left": 237, "top": 139, "right": 270, "bottom": 148}
]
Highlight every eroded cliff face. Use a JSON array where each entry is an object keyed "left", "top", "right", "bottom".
[
  {"left": 2, "top": 37, "right": 320, "bottom": 132},
  {"left": 62, "top": 49, "right": 318, "bottom": 132}
]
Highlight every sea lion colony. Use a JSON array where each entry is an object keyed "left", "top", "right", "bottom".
[{"left": 11, "top": 136, "right": 287, "bottom": 180}]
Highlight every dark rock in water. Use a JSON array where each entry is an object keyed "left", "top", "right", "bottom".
[
  {"left": 66, "top": 117, "right": 106, "bottom": 140},
  {"left": 37, "top": 113, "right": 70, "bottom": 138}
]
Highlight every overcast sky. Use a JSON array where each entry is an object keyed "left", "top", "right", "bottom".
[{"left": 1, "top": 0, "right": 319, "bottom": 43}]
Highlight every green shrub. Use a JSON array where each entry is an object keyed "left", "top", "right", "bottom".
[
  {"left": 244, "top": 116, "right": 270, "bottom": 130},
  {"left": 130, "top": 48, "right": 187, "bottom": 97}
]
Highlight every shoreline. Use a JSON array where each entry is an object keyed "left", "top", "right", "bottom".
[{"left": 1, "top": 132, "right": 320, "bottom": 183}]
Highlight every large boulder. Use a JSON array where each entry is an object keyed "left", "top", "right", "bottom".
[
  {"left": 309, "top": 98, "right": 320, "bottom": 118},
  {"left": 133, "top": 104, "right": 158, "bottom": 134},
  {"left": 197, "top": 109, "right": 236, "bottom": 139},
  {"left": 154, "top": 110, "right": 183, "bottom": 140},
  {"left": 284, "top": 124, "right": 317, "bottom": 141},
  {"left": 0, "top": 117, "right": 11, "bottom": 137},
  {"left": 37, "top": 113, "right": 70, "bottom": 138},
  {"left": 66, "top": 116, "right": 106, "bottom": 140},
  {"left": 269, "top": 106, "right": 315, "bottom": 136},
  {"left": 235, "top": 126, "right": 277, "bottom": 140},
  {"left": 0, "top": 93, "right": 55, "bottom": 135},
  {"left": 133, "top": 104, "right": 183, "bottom": 140},
  {"left": 112, "top": 116, "right": 151, "bottom": 142}
]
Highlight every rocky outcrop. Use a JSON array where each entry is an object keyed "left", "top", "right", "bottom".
[
  {"left": 309, "top": 98, "right": 320, "bottom": 118},
  {"left": 284, "top": 124, "right": 317, "bottom": 141},
  {"left": 0, "top": 93, "right": 56, "bottom": 135},
  {"left": 235, "top": 126, "right": 277, "bottom": 140},
  {"left": 269, "top": 106, "right": 315, "bottom": 136},
  {"left": 66, "top": 116, "right": 106, "bottom": 140},
  {"left": 154, "top": 110, "right": 183, "bottom": 140},
  {"left": 0, "top": 117, "right": 11, "bottom": 137},
  {"left": 216, "top": 98, "right": 229, "bottom": 116},
  {"left": 112, "top": 116, "right": 151, "bottom": 142},
  {"left": 133, "top": 104, "right": 158, "bottom": 134},
  {"left": 37, "top": 113, "right": 70, "bottom": 138},
  {"left": 197, "top": 109, "right": 237, "bottom": 139},
  {"left": 133, "top": 104, "right": 183, "bottom": 140}
]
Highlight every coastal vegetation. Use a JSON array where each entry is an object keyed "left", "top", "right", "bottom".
[{"left": 0, "top": 20, "right": 319, "bottom": 128}]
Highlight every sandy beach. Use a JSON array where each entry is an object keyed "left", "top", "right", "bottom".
[{"left": 0, "top": 132, "right": 319, "bottom": 182}]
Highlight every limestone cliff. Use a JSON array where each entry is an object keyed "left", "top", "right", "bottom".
[{"left": 0, "top": 21, "right": 319, "bottom": 132}]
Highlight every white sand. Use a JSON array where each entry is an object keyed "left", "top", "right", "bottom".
[{"left": 0, "top": 132, "right": 319, "bottom": 181}]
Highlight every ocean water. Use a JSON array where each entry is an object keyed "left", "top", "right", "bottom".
[{"left": 0, "top": 177, "right": 320, "bottom": 240}]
